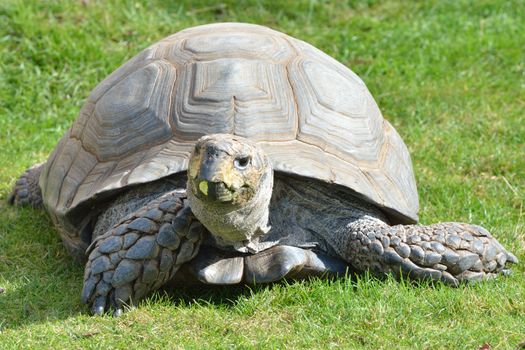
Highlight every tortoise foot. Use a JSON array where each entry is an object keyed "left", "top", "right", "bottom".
[
  {"left": 243, "top": 245, "right": 350, "bottom": 283},
  {"left": 177, "top": 245, "right": 351, "bottom": 285},
  {"left": 8, "top": 163, "right": 44, "bottom": 208},
  {"left": 81, "top": 189, "right": 204, "bottom": 315},
  {"left": 346, "top": 220, "right": 517, "bottom": 285}
]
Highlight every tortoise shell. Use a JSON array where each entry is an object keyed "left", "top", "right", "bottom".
[{"left": 40, "top": 23, "right": 418, "bottom": 245}]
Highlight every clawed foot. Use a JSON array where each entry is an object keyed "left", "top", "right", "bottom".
[
  {"left": 347, "top": 220, "right": 518, "bottom": 286},
  {"left": 441, "top": 224, "right": 518, "bottom": 283},
  {"left": 397, "top": 223, "right": 518, "bottom": 285},
  {"left": 8, "top": 163, "right": 44, "bottom": 208},
  {"left": 81, "top": 190, "right": 203, "bottom": 316}
]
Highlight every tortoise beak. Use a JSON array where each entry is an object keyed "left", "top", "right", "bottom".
[
  {"left": 196, "top": 149, "right": 235, "bottom": 202},
  {"left": 198, "top": 148, "right": 228, "bottom": 182}
]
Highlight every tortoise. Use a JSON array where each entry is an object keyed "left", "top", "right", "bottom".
[{"left": 9, "top": 23, "right": 517, "bottom": 316}]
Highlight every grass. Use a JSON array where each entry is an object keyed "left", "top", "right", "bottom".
[{"left": 0, "top": 0, "right": 524, "bottom": 348}]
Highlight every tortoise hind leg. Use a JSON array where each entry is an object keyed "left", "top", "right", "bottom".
[
  {"left": 8, "top": 163, "right": 45, "bottom": 208},
  {"left": 82, "top": 189, "right": 204, "bottom": 316},
  {"left": 342, "top": 218, "right": 517, "bottom": 285}
]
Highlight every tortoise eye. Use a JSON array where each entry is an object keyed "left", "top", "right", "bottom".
[{"left": 234, "top": 156, "right": 250, "bottom": 170}]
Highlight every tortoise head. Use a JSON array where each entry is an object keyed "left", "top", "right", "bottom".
[
  {"left": 188, "top": 134, "right": 270, "bottom": 205},
  {"left": 187, "top": 134, "right": 273, "bottom": 244}
]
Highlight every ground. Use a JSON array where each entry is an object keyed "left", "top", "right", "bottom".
[{"left": 0, "top": 0, "right": 524, "bottom": 348}]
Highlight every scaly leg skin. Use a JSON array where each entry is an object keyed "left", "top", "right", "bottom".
[
  {"left": 81, "top": 189, "right": 204, "bottom": 316},
  {"left": 344, "top": 218, "right": 518, "bottom": 286},
  {"left": 8, "top": 163, "right": 45, "bottom": 208}
]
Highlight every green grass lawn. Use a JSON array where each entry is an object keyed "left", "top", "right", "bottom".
[{"left": 1, "top": 0, "right": 524, "bottom": 348}]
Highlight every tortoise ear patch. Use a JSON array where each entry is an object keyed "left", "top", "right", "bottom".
[{"left": 83, "top": 61, "right": 176, "bottom": 160}]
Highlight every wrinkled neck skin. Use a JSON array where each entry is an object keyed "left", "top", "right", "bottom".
[{"left": 187, "top": 166, "right": 273, "bottom": 253}]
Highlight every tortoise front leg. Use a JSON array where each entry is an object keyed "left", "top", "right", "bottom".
[
  {"left": 342, "top": 218, "right": 518, "bottom": 285},
  {"left": 8, "top": 163, "right": 45, "bottom": 208},
  {"left": 82, "top": 189, "right": 204, "bottom": 316}
]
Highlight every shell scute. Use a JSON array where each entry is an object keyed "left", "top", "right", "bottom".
[
  {"left": 288, "top": 56, "right": 385, "bottom": 163},
  {"left": 171, "top": 59, "right": 297, "bottom": 141},
  {"left": 82, "top": 61, "right": 176, "bottom": 160}
]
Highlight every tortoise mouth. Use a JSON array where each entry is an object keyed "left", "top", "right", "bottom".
[
  {"left": 192, "top": 178, "right": 257, "bottom": 205},
  {"left": 195, "top": 179, "right": 235, "bottom": 203}
]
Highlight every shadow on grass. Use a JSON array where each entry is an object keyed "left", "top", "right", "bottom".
[{"left": 160, "top": 271, "right": 360, "bottom": 309}]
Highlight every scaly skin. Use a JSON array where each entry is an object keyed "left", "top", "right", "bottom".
[
  {"left": 8, "top": 163, "right": 44, "bottom": 208},
  {"left": 82, "top": 189, "right": 204, "bottom": 316},
  {"left": 344, "top": 219, "right": 518, "bottom": 285}
]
